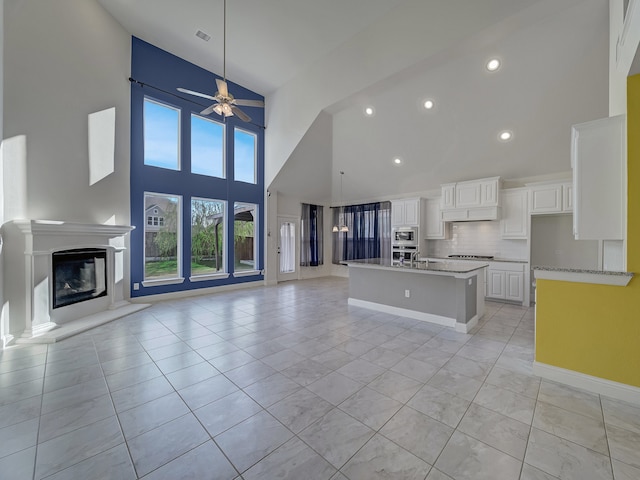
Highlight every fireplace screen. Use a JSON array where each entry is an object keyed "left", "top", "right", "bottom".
[{"left": 52, "top": 248, "right": 107, "bottom": 309}]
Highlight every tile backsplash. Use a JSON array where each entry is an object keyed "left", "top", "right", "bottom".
[{"left": 427, "top": 221, "right": 528, "bottom": 260}]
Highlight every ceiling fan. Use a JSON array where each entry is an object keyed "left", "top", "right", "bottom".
[{"left": 177, "top": 0, "right": 264, "bottom": 123}]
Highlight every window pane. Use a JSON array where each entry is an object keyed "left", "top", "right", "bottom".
[
  {"left": 191, "top": 115, "right": 225, "bottom": 178},
  {"left": 234, "top": 128, "right": 256, "bottom": 184},
  {"left": 234, "top": 202, "right": 257, "bottom": 271},
  {"left": 191, "top": 198, "right": 226, "bottom": 276},
  {"left": 144, "top": 193, "right": 181, "bottom": 279},
  {"left": 144, "top": 99, "right": 180, "bottom": 170}
]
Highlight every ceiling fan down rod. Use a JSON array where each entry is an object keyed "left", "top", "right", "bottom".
[{"left": 223, "top": 0, "right": 226, "bottom": 82}]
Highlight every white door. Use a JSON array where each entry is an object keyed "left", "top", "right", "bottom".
[{"left": 277, "top": 216, "right": 298, "bottom": 282}]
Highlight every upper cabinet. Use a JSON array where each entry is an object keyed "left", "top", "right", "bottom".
[
  {"left": 529, "top": 182, "right": 572, "bottom": 214},
  {"left": 441, "top": 176, "right": 501, "bottom": 221},
  {"left": 500, "top": 188, "right": 528, "bottom": 239},
  {"left": 571, "top": 115, "right": 625, "bottom": 240},
  {"left": 392, "top": 198, "right": 421, "bottom": 226},
  {"left": 425, "top": 197, "right": 449, "bottom": 239}
]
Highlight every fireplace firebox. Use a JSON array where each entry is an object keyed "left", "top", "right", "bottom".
[{"left": 52, "top": 248, "right": 108, "bottom": 309}]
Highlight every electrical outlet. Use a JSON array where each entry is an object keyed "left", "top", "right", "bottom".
[
  {"left": 405, "top": 289, "right": 410, "bottom": 298},
  {"left": 468, "top": 278, "right": 472, "bottom": 285},
  {"left": 133, "top": 283, "right": 140, "bottom": 290}
]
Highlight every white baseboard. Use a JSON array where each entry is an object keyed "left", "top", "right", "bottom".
[
  {"left": 533, "top": 361, "right": 640, "bottom": 406},
  {"left": 348, "top": 298, "right": 456, "bottom": 328},
  {"left": 456, "top": 314, "right": 478, "bottom": 334}
]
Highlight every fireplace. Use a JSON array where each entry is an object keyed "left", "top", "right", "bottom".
[
  {"left": 53, "top": 248, "right": 108, "bottom": 309},
  {"left": 1, "top": 220, "right": 150, "bottom": 345}
]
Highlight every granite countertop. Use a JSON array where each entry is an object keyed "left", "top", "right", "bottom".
[
  {"left": 345, "top": 258, "right": 488, "bottom": 274},
  {"left": 532, "top": 265, "right": 633, "bottom": 277},
  {"left": 427, "top": 256, "right": 528, "bottom": 264},
  {"left": 532, "top": 265, "right": 634, "bottom": 287}
]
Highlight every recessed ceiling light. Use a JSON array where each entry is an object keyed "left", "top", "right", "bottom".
[
  {"left": 423, "top": 99, "right": 435, "bottom": 110},
  {"left": 486, "top": 58, "right": 501, "bottom": 71},
  {"left": 393, "top": 157, "right": 403, "bottom": 166},
  {"left": 498, "top": 130, "right": 513, "bottom": 141},
  {"left": 364, "top": 106, "right": 375, "bottom": 116}
]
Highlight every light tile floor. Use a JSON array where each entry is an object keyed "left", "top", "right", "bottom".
[{"left": 1, "top": 277, "right": 639, "bottom": 479}]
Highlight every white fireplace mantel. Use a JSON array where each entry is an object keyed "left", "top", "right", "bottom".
[{"left": 1, "top": 220, "right": 149, "bottom": 345}]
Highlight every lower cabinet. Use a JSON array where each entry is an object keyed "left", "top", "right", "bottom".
[{"left": 486, "top": 262, "right": 525, "bottom": 303}]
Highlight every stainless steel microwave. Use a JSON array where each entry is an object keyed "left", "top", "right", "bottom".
[{"left": 392, "top": 227, "right": 418, "bottom": 245}]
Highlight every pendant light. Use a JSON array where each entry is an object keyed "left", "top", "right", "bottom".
[{"left": 332, "top": 171, "right": 349, "bottom": 233}]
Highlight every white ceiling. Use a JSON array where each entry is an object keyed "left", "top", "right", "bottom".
[{"left": 99, "top": 0, "right": 615, "bottom": 204}]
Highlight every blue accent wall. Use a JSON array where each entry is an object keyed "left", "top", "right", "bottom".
[{"left": 130, "top": 37, "right": 265, "bottom": 297}]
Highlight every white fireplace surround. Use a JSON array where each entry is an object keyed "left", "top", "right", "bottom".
[{"left": 1, "top": 220, "right": 149, "bottom": 345}]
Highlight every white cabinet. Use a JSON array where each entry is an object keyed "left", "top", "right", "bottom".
[
  {"left": 392, "top": 198, "right": 421, "bottom": 226},
  {"left": 441, "top": 184, "right": 456, "bottom": 210},
  {"left": 425, "top": 197, "right": 449, "bottom": 239},
  {"left": 486, "top": 262, "right": 525, "bottom": 303},
  {"left": 529, "top": 182, "right": 572, "bottom": 214},
  {"left": 500, "top": 189, "right": 528, "bottom": 239},
  {"left": 441, "top": 177, "right": 501, "bottom": 221},
  {"left": 571, "top": 115, "right": 625, "bottom": 240}
]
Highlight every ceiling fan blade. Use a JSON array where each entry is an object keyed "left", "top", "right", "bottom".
[
  {"left": 200, "top": 104, "right": 219, "bottom": 116},
  {"left": 177, "top": 87, "right": 216, "bottom": 101},
  {"left": 234, "top": 99, "right": 265, "bottom": 108},
  {"left": 231, "top": 106, "right": 251, "bottom": 122},
  {"left": 216, "top": 78, "right": 229, "bottom": 97}
]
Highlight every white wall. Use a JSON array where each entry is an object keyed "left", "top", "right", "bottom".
[
  {"left": 2, "top": 0, "right": 131, "bottom": 341},
  {"left": 530, "top": 215, "right": 599, "bottom": 269},
  {"left": 4, "top": 0, "right": 131, "bottom": 225}
]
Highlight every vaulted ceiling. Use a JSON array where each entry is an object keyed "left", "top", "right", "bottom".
[{"left": 99, "top": 0, "right": 612, "bottom": 204}]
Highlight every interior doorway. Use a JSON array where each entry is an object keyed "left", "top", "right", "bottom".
[{"left": 277, "top": 216, "right": 299, "bottom": 282}]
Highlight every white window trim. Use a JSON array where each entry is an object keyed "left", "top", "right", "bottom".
[
  {"left": 142, "top": 277, "right": 185, "bottom": 287},
  {"left": 189, "top": 272, "right": 231, "bottom": 282},
  {"left": 233, "top": 270, "right": 261, "bottom": 277}
]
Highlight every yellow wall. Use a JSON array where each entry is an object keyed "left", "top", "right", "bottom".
[{"left": 535, "top": 74, "right": 640, "bottom": 388}]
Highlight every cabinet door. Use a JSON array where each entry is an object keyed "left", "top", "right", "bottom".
[
  {"left": 500, "top": 189, "right": 528, "bottom": 239},
  {"left": 480, "top": 180, "right": 499, "bottom": 206},
  {"left": 456, "top": 182, "right": 482, "bottom": 208},
  {"left": 505, "top": 271, "right": 524, "bottom": 302},
  {"left": 572, "top": 115, "right": 624, "bottom": 240},
  {"left": 487, "top": 270, "right": 506, "bottom": 299},
  {"left": 425, "top": 198, "right": 445, "bottom": 239},
  {"left": 441, "top": 184, "right": 456, "bottom": 209},
  {"left": 391, "top": 201, "right": 405, "bottom": 226},
  {"left": 562, "top": 183, "right": 573, "bottom": 212},
  {"left": 530, "top": 185, "right": 562, "bottom": 214},
  {"left": 403, "top": 199, "right": 419, "bottom": 225}
]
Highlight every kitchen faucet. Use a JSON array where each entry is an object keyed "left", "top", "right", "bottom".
[{"left": 410, "top": 250, "right": 420, "bottom": 268}]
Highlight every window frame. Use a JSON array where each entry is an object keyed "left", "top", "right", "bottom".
[{"left": 130, "top": 37, "right": 265, "bottom": 298}]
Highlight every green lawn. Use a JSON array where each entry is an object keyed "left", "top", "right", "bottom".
[{"left": 145, "top": 260, "right": 221, "bottom": 278}]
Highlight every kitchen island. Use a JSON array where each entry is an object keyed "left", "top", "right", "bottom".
[{"left": 345, "top": 258, "right": 487, "bottom": 333}]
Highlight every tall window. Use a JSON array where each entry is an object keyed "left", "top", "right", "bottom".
[
  {"left": 191, "top": 198, "right": 226, "bottom": 276},
  {"left": 144, "top": 193, "right": 181, "bottom": 280},
  {"left": 143, "top": 99, "right": 180, "bottom": 170},
  {"left": 191, "top": 114, "right": 224, "bottom": 178},
  {"left": 234, "top": 203, "right": 257, "bottom": 272},
  {"left": 332, "top": 202, "right": 391, "bottom": 264},
  {"left": 131, "top": 38, "right": 264, "bottom": 296},
  {"left": 301, "top": 203, "right": 324, "bottom": 266},
  {"left": 234, "top": 128, "right": 256, "bottom": 184}
]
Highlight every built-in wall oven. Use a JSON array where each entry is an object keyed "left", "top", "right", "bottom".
[
  {"left": 392, "top": 227, "right": 418, "bottom": 245},
  {"left": 392, "top": 245, "right": 418, "bottom": 265}
]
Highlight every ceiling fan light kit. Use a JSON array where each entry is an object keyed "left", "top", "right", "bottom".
[{"left": 177, "top": 0, "right": 264, "bottom": 123}]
